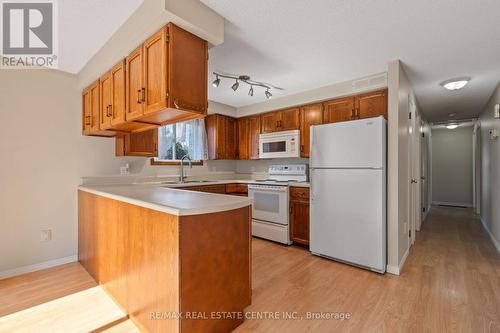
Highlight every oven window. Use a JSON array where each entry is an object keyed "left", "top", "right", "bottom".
[
  {"left": 253, "top": 192, "right": 280, "bottom": 213},
  {"left": 262, "top": 141, "right": 286, "bottom": 153}
]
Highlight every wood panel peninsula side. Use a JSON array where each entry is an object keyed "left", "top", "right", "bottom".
[{"left": 78, "top": 185, "right": 253, "bottom": 333}]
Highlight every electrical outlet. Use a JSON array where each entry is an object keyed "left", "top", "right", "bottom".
[
  {"left": 495, "top": 104, "right": 500, "bottom": 119},
  {"left": 41, "top": 229, "right": 52, "bottom": 242},
  {"left": 490, "top": 128, "right": 499, "bottom": 140}
]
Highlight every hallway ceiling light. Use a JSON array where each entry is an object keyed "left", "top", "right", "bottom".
[
  {"left": 440, "top": 78, "right": 470, "bottom": 91},
  {"left": 448, "top": 112, "right": 457, "bottom": 117},
  {"left": 212, "top": 72, "right": 283, "bottom": 98},
  {"left": 446, "top": 123, "right": 459, "bottom": 129}
]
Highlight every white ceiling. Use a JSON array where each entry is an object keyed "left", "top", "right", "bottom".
[
  {"left": 59, "top": 0, "right": 142, "bottom": 74},
  {"left": 201, "top": 0, "right": 500, "bottom": 121}
]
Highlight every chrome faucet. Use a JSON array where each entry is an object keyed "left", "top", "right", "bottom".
[{"left": 179, "top": 155, "right": 192, "bottom": 183}]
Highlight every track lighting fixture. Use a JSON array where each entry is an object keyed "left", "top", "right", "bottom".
[
  {"left": 211, "top": 72, "right": 283, "bottom": 99},
  {"left": 212, "top": 75, "right": 220, "bottom": 88},
  {"left": 265, "top": 89, "right": 272, "bottom": 99},
  {"left": 231, "top": 80, "right": 239, "bottom": 91}
]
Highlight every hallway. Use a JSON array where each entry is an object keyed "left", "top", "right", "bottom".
[{"left": 1, "top": 207, "right": 499, "bottom": 332}]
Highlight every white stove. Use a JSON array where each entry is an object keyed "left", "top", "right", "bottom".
[{"left": 248, "top": 164, "right": 307, "bottom": 244}]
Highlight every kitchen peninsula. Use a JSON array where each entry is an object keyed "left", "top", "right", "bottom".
[{"left": 78, "top": 185, "right": 252, "bottom": 333}]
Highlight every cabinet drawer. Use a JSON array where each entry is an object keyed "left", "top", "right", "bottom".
[
  {"left": 225, "top": 183, "right": 248, "bottom": 195},
  {"left": 290, "top": 187, "right": 310, "bottom": 201}
]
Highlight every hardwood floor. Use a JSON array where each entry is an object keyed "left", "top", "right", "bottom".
[{"left": 0, "top": 206, "right": 499, "bottom": 332}]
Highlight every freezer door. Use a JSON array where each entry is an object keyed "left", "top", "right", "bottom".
[
  {"left": 310, "top": 168, "right": 386, "bottom": 272},
  {"left": 310, "top": 116, "right": 386, "bottom": 169}
]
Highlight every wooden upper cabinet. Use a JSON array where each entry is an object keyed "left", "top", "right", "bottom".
[
  {"left": 124, "top": 23, "right": 208, "bottom": 126},
  {"left": 355, "top": 89, "right": 388, "bottom": 120},
  {"left": 82, "top": 88, "right": 92, "bottom": 135},
  {"left": 279, "top": 108, "right": 300, "bottom": 131},
  {"left": 261, "top": 108, "right": 300, "bottom": 133},
  {"left": 260, "top": 112, "right": 279, "bottom": 133},
  {"left": 99, "top": 71, "right": 112, "bottom": 130},
  {"left": 237, "top": 117, "right": 250, "bottom": 160},
  {"left": 248, "top": 115, "right": 261, "bottom": 159},
  {"left": 300, "top": 103, "right": 323, "bottom": 158},
  {"left": 110, "top": 60, "right": 126, "bottom": 125},
  {"left": 115, "top": 128, "right": 158, "bottom": 157},
  {"left": 143, "top": 27, "right": 168, "bottom": 114},
  {"left": 206, "top": 114, "right": 238, "bottom": 160},
  {"left": 323, "top": 97, "right": 355, "bottom": 124},
  {"left": 125, "top": 47, "right": 144, "bottom": 121}
]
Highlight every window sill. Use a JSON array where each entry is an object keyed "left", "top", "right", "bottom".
[{"left": 150, "top": 159, "right": 204, "bottom": 166}]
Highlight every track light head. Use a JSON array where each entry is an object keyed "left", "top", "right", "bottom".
[
  {"left": 212, "top": 75, "right": 220, "bottom": 88},
  {"left": 248, "top": 85, "right": 254, "bottom": 96},
  {"left": 265, "top": 89, "right": 272, "bottom": 99},
  {"left": 231, "top": 80, "right": 239, "bottom": 91}
]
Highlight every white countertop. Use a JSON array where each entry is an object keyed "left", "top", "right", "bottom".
[{"left": 79, "top": 184, "right": 253, "bottom": 216}]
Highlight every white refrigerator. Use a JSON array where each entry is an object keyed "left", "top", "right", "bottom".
[{"left": 310, "top": 116, "right": 387, "bottom": 273}]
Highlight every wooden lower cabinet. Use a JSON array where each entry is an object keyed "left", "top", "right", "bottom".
[
  {"left": 289, "top": 187, "right": 310, "bottom": 246},
  {"left": 179, "top": 184, "right": 226, "bottom": 194},
  {"left": 78, "top": 191, "right": 251, "bottom": 333},
  {"left": 225, "top": 183, "right": 248, "bottom": 196}
]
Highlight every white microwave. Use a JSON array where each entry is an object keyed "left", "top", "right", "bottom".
[{"left": 259, "top": 130, "right": 300, "bottom": 159}]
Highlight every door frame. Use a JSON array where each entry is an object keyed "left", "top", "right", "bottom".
[{"left": 473, "top": 121, "right": 481, "bottom": 215}]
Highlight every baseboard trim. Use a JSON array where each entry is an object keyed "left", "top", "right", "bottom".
[
  {"left": 0, "top": 255, "right": 78, "bottom": 280},
  {"left": 481, "top": 218, "right": 500, "bottom": 254},
  {"left": 432, "top": 201, "right": 472, "bottom": 208},
  {"left": 386, "top": 246, "right": 410, "bottom": 276}
]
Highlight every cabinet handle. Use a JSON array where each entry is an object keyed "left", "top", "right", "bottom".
[
  {"left": 351, "top": 109, "right": 355, "bottom": 118},
  {"left": 137, "top": 89, "right": 142, "bottom": 104},
  {"left": 109, "top": 104, "right": 113, "bottom": 117},
  {"left": 85, "top": 115, "right": 91, "bottom": 125},
  {"left": 141, "top": 88, "right": 146, "bottom": 102},
  {"left": 300, "top": 144, "right": 304, "bottom": 152}
]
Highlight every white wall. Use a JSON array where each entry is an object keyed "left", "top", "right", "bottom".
[
  {"left": 0, "top": 69, "right": 138, "bottom": 275},
  {"left": 387, "top": 60, "right": 420, "bottom": 274},
  {"left": 431, "top": 126, "right": 473, "bottom": 207},
  {"left": 479, "top": 83, "right": 500, "bottom": 252}
]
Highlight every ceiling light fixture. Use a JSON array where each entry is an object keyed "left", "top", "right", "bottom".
[
  {"left": 231, "top": 80, "right": 239, "bottom": 91},
  {"left": 440, "top": 77, "right": 470, "bottom": 91},
  {"left": 212, "top": 75, "right": 220, "bottom": 88},
  {"left": 446, "top": 124, "right": 459, "bottom": 130},
  {"left": 211, "top": 72, "right": 284, "bottom": 98},
  {"left": 265, "top": 89, "right": 272, "bottom": 99},
  {"left": 448, "top": 112, "right": 457, "bottom": 117}
]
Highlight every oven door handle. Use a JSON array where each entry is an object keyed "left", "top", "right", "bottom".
[{"left": 248, "top": 187, "right": 288, "bottom": 193}]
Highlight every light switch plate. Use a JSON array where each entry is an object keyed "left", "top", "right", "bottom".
[
  {"left": 490, "top": 128, "right": 499, "bottom": 140},
  {"left": 41, "top": 229, "right": 52, "bottom": 242},
  {"left": 495, "top": 104, "right": 500, "bottom": 119}
]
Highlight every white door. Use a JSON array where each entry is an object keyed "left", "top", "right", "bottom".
[
  {"left": 310, "top": 168, "right": 386, "bottom": 272},
  {"left": 310, "top": 117, "right": 386, "bottom": 169}
]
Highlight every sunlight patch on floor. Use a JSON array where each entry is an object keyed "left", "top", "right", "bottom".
[{"left": 0, "top": 286, "right": 138, "bottom": 333}]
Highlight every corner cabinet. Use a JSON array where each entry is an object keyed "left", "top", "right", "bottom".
[
  {"left": 289, "top": 187, "right": 310, "bottom": 246},
  {"left": 237, "top": 115, "right": 261, "bottom": 160},
  {"left": 125, "top": 23, "right": 208, "bottom": 125},
  {"left": 206, "top": 114, "right": 238, "bottom": 160}
]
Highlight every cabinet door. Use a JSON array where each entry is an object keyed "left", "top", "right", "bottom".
[
  {"left": 143, "top": 27, "right": 167, "bottom": 114},
  {"left": 261, "top": 112, "right": 279, "bottom": 133},
  {"left": 89, "top": 81, "right": 101, "bottom": 132},
  {"left": 111, "top": 60, "right": 126, "bottom": 125},
  {"left": 290, "top": 200, "right": 310, "bottom": 246},
  {"left": 225, "top": 117, "right": 238, "bottom": 160},
  {"left": 355, "top": 90, "right": 387, "bottom": 120},
  {"left": 99, "top": 72, "right": 112, "bottom": 129},
  {"left": 279, "top": 108, "right": 300, "bottom": 131},
  {"left": 248, "top": 115, "right": 261, "bottom": 159},
  {"left": 82, "top": 88, "right": 91, "bottom": 135},
  {"left": 126, "top": 47, "right": 144, "bottom": 121},
  {"left": 238, "top": 117, "right": 250, "bottom": 160},
  {"left": 125, "top": 128, "right": 158, "bottom": 157},
  {"left": 300, "top": 103, "right": 323, "bottom": 158},
  {"left": 323, "top": 97, "right": 355, "bottom": 124}
]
